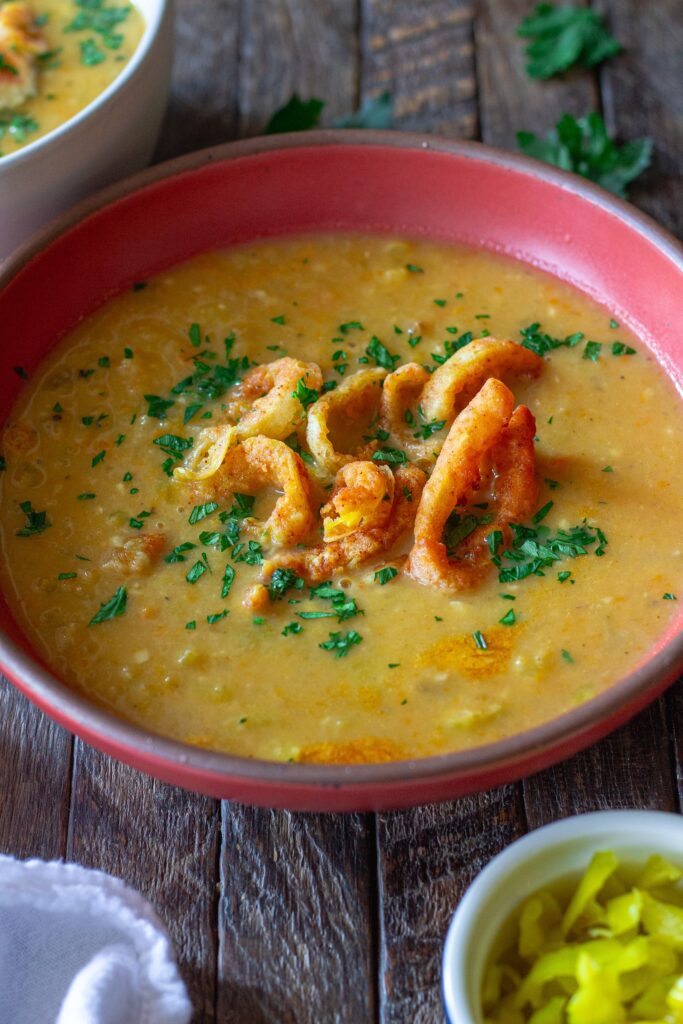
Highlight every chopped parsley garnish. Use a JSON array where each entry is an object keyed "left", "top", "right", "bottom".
[
  {"left": 152, "top": 434, "right": 193, "bottom": 474},
  {"left": 610, "top": 319, "right": 619, "bottom": 329},
  {"left": 123, "top": 472, "right": 132, "bottom": 482},
  {"left": 144, "top": 394, "right": 175, "bottom": 420},
  {"left": 472, "top": 630, "right": 488, "bottom": 650},
  {"left": 232, "top": 540, "right": 263, "bottom": 566},
  {"left": 561, "top": 648, "right": 574, "bottom": 664},
  {"left": 271, "top": 315, "right": 286, "bottom": 325},
  {"left": 612, "top": 342, "right": 636, "bottom": 356},
  {"left": 544, "top": 478, "right": 560, "bottom": 490},
  {"left": 308, "top": 582, "right": 363, "bottom": 622},
  {"left": 188, "top": 323, "right": 201, "bottom": 347},
  {"left": 0, "top": 456, "right": 6, "bottom": 472},
  {"left": 339, "top": 321, "right": 364, "bottom": 334},
  {"left": 282, "top": 621, "right": 303, "bottom": 637},
  {"left": 583, "top": 341, "right": 602, "bottom": 363},
  {"left": 431, "top": 330, "right": 474, "bottom": 364},
  {"left": 16, "top": 500, "right": 50, "bottom": 537},
  {"left": 13, "top": 366, "right": 29, "bottom": 381},
  {"left": 533, "top": 500, "right": 554, "bottom": 524},
  {"left": 517, "top": 3, "right": 621, "bottom": 80},
  {"left": 374, "top": 567, "right": 398, "bottom": 585},
  {"left": 220, "top": 493, "right": 255, "bottom": 522},
  {"left": 319, "top": 630, "right": 362, "bottom": 657},
  {"left": 413, "top": 412, "right": 446, "bottom": 440},
  {"left": 491, "top": 518, "right": 608, "bottom": 583},
  {"left": 517, "top": 112, "right": 652, "bottom": 199},
  {"left": 221, "top": 565, "right": 236, "bottom": 599},
  {"left": 557, "top": 570, "right": 573, "bottom": 583},
  {"left": 89, "top": 586, "right": 126, "bottom": 626},
  {"left": 186, "top": 556, "right": 209, "bottom": 583},
  {"left": 519, "top": 322, "right": 583, "bottom": 357},
  {"left": 207, "top": 610, "right": 229, "bottom": 624},
  {"left": 444, "top": 511, "right": 493, "bottom": 557},
  {"left": 602, "top": 466, "right": 614, "bottom": 473},
  {"left": 98, "top": 356, "right": 110, "bottom": 368},
  {"left": 499, "top": 609, "right": 516, "bottom": 626},
  {"left": 407, "top": 335, "right": 422, "bottom": 349},
  {"left": 165, "top": 542, "right": 196, "bottom": 563},
  {"left": 292, "top": 377, "right": 319, "bottom": 410},
  {"left": 124, "top": 347, "right": 134, "bottom": 359},
  {"left": 189, "top": 501, "right": 219, "bottom": 525},
  {"left": 265, "top": 94, "right": 325, "bottom": 134},
  {"left": 268, "top": 568, "right": 305, "bottom": 601},
  {"left": 185, "top": 621, "right": 196, "bottom": 630},
  {"left": 405, "top": 264, "right": 423, "bottom": 274},
  {"left": 77, "top": 492, "right": 96, "bottom": 501},
  {"left": 372, "top": 448, "right": 407, "bottom": 465},
  {"left": 57, "top": 572, "right": 77, "bottom": 580},
  {"left": 0, "top": 53, "right": 18, "bottom": 76},
  {"left": 365, "top": 336, "right": 400, "bottom": 371},
  {"left": 663, "top": 593, "right": 678, "bottom": 601},
  {"left": 79, "top": 37, "right": 106, "bottom": 65}
]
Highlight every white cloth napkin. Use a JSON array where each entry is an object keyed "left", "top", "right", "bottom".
[{"left": 0, "top": 856, "right": 192, "bottom": 1024}]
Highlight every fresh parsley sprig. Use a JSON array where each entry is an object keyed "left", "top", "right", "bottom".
[
  {"left": 517, "top": 112, "right": 652, "bottom": 199},
  {"left": 517, "top": 3, "right": 621, "bottom": 80}
]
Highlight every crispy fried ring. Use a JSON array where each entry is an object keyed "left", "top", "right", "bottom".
[
  {"left": 202, "top": 435, "right": 316, "bottom": 548},
  {"left": 407, "top": 378, "right": 537, "bottom": 590},
  {"left": 377, "top": 362, "right": 437, "bottom": 466},
  {"left": 263, "top": 464, "right": 426, "bottom": 583},
  {"left": 419, "top": 337, "right": 542, "bottom": 424},
  {"left": 306, "top": 367, "right": 387, "bottom": 476},
  {"left": 321, "top": 461, "right": 395, "bottom": 541},
  {"left": 175, "top": 357, "right": 322, "bottom": 481},
  {"left": 0, "top": 2, "right": 48, "bottom": 109}
]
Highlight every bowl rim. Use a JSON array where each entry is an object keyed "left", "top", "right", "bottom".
[
  {"left": 441, "top": 809, "right": 683, "bottom": 1023},
  {"left": 1, "top": 129, "right": 683, "bottom": 797},
  {"left": 0, "top": 0, "right": 169, "bottom": 172}
]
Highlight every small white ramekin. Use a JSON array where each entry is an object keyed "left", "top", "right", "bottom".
[
  {"left": 0, "top": 0, "right": 174, "bottom": 261},
  {"left": 442, "top": 810, "right": 683, "bottom": 1023}
]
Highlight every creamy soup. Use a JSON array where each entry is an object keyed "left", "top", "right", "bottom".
[
  {"left": 1, "top": 236, "right": 682, "bottom": 764},
  {"left": 0, "top": 0, "right": 144, "bottom": 157}
]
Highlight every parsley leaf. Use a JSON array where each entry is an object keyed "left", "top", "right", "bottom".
[
  {"left": 189, "top": 501, "right": 218, "bottom": 525},
  {"left": 165, "top": 541, "right": 196, "bottom": 564},
  {"left": 89, "top": 586, "right": 126, "bottom": 625},
  {"left": 16, "top": 500, "right": 50, "bottom": 537},
  {"left": 268, "top": 568, "right": 305, "bottom": 601},
  {"left": 292, "top": 377, "right": 319, "bottom": 410},
  {"left": 517, "top": 112, "right": 652, "bottom": 199},
  {"left": 319, "top": 630, "right": 362, "bottom": 658},
  {"left": 366, "top": 336, "right": 400, "bottom": 370},
  {"left": 374, "top": 567, "right": 398, "bottom": 586},
  {"left": 372, "top": 448, "right": 407, "bottom": 465},
  {"left": 517, "top": 3, "right": 621, "bottom": 80},
  {"left": 265, "top": 94, "right": 325, "bottom": 134}
]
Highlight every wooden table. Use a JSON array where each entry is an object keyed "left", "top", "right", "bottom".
[{"left": 2, "top": 2, "right": 682, "bottom": 1021}]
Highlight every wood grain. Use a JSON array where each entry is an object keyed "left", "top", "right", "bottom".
[
  {"left": 475, "top": 0, "right": 598, "bottom": 148},
  {"left": 597, "top": 0, "right": 683, "bottom": 237},
  {"left": 0, "top": 678, "right": 72, "bottom": 860},
  {"left": 361, "top": 0, "right": 478, "bottom": 138},
  {"left": 217, "top": 806, "right": 376, "bottom": 1024},
  {"left": 67, "top": 742, "right": 220, "bottom": 1022},
  {"left": 154, "top": 0, "right": 240, "bottom": 161},
  {"left": 238, "top": 0, "right": 359, "bottom": 136},
  {"left": 376, "top": 788, "right": 525, "bottom": 1024}
]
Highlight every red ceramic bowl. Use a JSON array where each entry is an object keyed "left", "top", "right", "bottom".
[{"left": 1, "top": 132, "right": 682, "bottom": 811}]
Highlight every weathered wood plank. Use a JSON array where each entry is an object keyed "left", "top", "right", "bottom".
[
  {"left": 361, "top": 0, "right": 478, "bottom": 138},
  {"left": 67, "top": 742, "right": 220, "bottom": 1023},
  {"left": 154, "top": 0, "right": 241, "bottom": 161},
  {"left": 238, "top": 0, "right": 358, "bottom": 136},
  {"left": 524, "top": 699, "right": 677, "bottom": 828},
  {"left": 376, "top": 788, "right": 525, "bottom": 1024},
  {"left": 668, "top": 680, "right": 683, "bottom": 811},
  {"left": 0, "top": 677, "right": 72, "bottom": 860},
  {"left": 597, "top": 0, "right": 683, "bottom": 237},
  {"left": 217, "top": 806, "right": 376, "bottom": 1024},
  {"left": 475, "top": 0, "right": 598, "bottom": 149}
]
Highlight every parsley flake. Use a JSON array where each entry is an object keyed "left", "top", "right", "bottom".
[
  {"left": 374, "top": 567, "right": 398, "bottom": 585},
  {"left": 89, "top": 586, "right": 126, "bottom": 626}
]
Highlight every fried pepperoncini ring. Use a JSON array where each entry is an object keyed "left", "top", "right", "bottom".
[
  {"left": 321, "top": 461, "right": 395, "bottom": 541},
  {"left": 407, "top": 378, "right": 537, "bottom": 590},
  {"left": 198, "top": 435, "right": 316, "bottom": 548},
  {"left": 0, "top": 3, "right": 48, "bottom": 109},
  {"left": 377, "top": 362, "right": 435, "bottom": 466},
  {"left": 306, "top": 367, "right": 388, "bottom": 476},
  {"left": 174, "top": 357, "right": 323, "bottom": 481},
  {"left": 262, "top": 464, "right": 426, "bottom": 584},
  {"left": 419, "top": 337, "right": 542, "bottom": 424}
]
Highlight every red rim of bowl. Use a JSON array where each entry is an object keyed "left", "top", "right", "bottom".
[{"left": 1, "top": 130, "right": 682, "bottom": 810}]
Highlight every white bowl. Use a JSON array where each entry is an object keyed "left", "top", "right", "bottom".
[
  {"left": 0, "top": 0, "right": 174, "bottom": 261},
  {"left": 442, "top": 810, "right": 683, "bottom": 1023}
]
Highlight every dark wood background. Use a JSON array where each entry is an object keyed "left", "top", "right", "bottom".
[{"left": 2, "top": 2, "right": 682, "bottom": 1021}]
